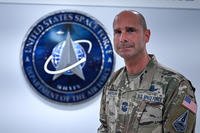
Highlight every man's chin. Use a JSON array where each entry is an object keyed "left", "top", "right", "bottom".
[{"left": 119, "top": 54, "right": 132, "bottom": 59}]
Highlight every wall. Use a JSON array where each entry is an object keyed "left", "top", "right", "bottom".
[{"left": 0, "top": 2, "right": 199, "bottom": 133}]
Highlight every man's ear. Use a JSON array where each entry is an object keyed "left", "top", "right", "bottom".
[{"left": 144, "top": 29, "right": 151, "bottom": 43}]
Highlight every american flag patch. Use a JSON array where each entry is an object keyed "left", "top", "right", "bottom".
[{"left": 182, "top": 96, "right": 197, "bottom": 114}]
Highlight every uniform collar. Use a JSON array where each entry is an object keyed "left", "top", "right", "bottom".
[{"left": 113, "top": 54, "right": 158, "bottom": 90}]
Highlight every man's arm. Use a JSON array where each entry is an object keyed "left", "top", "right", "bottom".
[
  {"left": 97, "top": 85, "right": 108, "bottom": 133},
  {"left": 163, "top": 79, "right": 197, "bottom": 133}
]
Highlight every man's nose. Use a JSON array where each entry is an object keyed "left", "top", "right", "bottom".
[{"left": 120, "top": 32, "right": 128, "bottom": 43}]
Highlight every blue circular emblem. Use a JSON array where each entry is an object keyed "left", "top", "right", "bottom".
[{"left": 21, "top": 10, "right": 114, "bottom": 103}]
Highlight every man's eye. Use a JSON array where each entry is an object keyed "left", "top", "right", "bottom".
[
  {"left": 114, "top": 30, "right": 121, "bottom": 34},
  {"left": 127, "top": 28, "right": 136, "bottom": 33}
]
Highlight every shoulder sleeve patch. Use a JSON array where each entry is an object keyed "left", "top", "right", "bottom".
[
  {"left": 173, "top": 110, "right": 189, "bottom": 132},
  {"left": 182, "top": 96, "right": 197, "bottom": 114}
]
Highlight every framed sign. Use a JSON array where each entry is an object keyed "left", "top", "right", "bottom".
[{"left": 21, "top": 10, "right": 114, "bottom": 103}]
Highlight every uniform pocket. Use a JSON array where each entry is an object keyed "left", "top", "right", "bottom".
[
  {"left": 106, "top": 90, "right": 119, "bottom": 123},
  {"left": 139, "top": 103, "right": 163, "bottom": 125}
]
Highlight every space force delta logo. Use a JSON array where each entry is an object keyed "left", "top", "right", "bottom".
[{"left": 21, "top": 10, "right": 114, "bottom": 103}]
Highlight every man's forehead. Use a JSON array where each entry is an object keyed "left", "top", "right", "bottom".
[{"left": 113, "top": 16, "right": 139, "bottom": 29}]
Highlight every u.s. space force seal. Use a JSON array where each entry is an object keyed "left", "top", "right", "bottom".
[{"left": 21, "top": 10, "right": 114, "bottom": 104}]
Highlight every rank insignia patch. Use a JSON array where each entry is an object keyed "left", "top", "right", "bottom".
[{"left": 121, "top": 101, "right": 129, "bottom": 112}]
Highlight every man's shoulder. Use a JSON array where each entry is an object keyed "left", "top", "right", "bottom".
[
  {"left": 113, "top": 67, "right": 124, "bottom": 76},
  {"left": 156, "top": 63, "right": 187, "bottom": 82},
  {"left": 108, "top": 67, "right": 124, "bottom": 84}
]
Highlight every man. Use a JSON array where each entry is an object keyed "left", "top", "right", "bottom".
[{"left": 98, "top": 10, "right": 197, "bottom": 133}]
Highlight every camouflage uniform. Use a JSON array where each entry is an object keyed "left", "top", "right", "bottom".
[{"left": 98, "top": 55, "right": 196, "bottom": 133}]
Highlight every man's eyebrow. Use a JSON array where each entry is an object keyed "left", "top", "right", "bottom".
[
  {"left": 114, "top": 28, "right": 121, "bottom": 32},
  {"left": 126, "top": 27, "right": 138, "bottom": 32},
  {"left": 113, "top": 27, "right": 120, "bottom": 30}
]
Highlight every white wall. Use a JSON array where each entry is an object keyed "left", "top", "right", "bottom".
[
  {"left": 0, "top": 2, "right": 200, "bottom": 133},
  {"left": 1, "top": 0, "right": 200, "bottom": 9}
]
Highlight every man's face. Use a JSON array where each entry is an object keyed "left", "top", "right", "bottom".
[{"left": 113, "top": 11, "right": 150, "bottom": 60}]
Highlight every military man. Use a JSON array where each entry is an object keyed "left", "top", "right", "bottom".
[{"left": 98, "top": 10, "right": 197, "bottom": 133}]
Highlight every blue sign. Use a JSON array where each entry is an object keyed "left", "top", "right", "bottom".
[{"left": 21, "top": 10, "right": 114, "bottom": 103}]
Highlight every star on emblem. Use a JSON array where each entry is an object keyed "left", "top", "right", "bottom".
[{"left": 53, "top": 32, "right": 85, "bottom": 80}]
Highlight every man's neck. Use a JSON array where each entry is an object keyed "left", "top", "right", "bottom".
[{"left": 125, "top": 53, "right": 150, "bottom": 75}]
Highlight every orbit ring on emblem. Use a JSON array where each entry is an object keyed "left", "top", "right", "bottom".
[
  {"left": 44, "top": 39, "right": 91, "bottom": 75},
  {"left": 44, "top": 56, "right": 86, "bottom": 75},
  {"left": 21, "top": 10, "right": 114, "bottom": 103}
]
